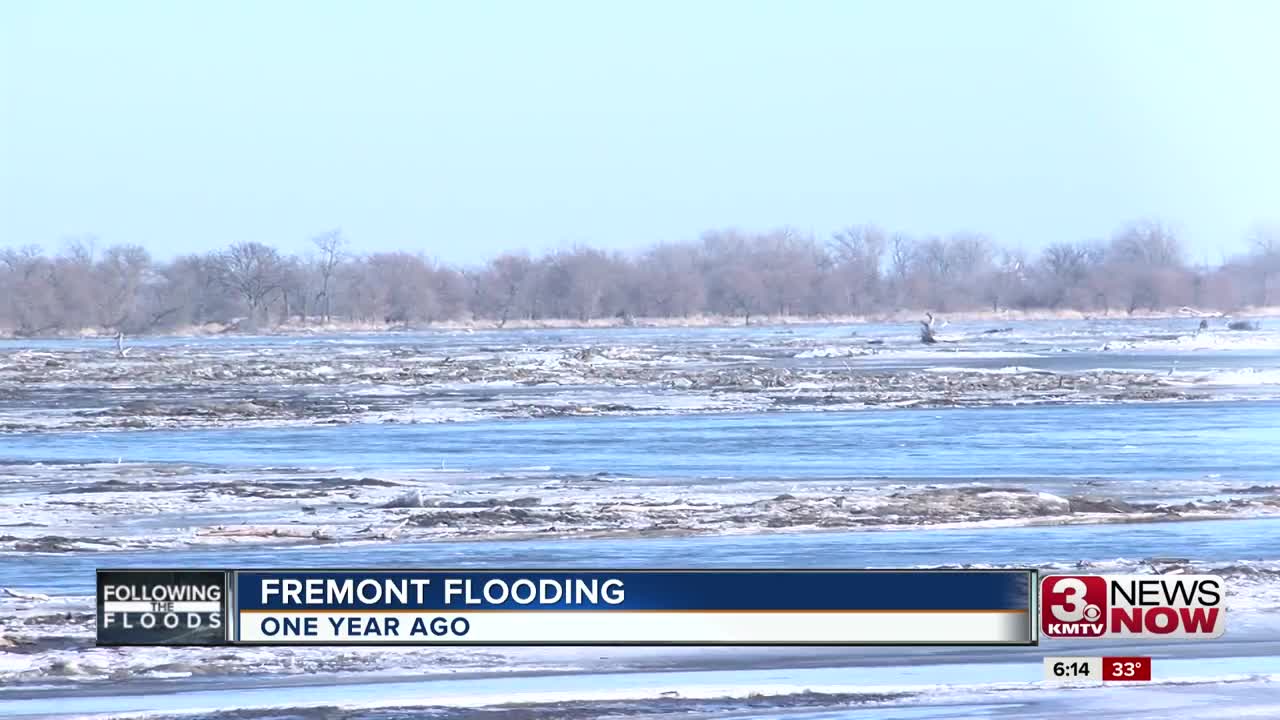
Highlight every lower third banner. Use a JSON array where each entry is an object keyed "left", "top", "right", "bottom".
[{"left": 97, "top": 568, "right": 1036, "bottom": 646}]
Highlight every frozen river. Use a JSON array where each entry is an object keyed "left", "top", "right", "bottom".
[{"left": 1, "top": 317, "right": 1278, "bottom": 719}]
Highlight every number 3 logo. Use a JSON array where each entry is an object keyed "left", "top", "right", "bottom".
[{"left": 1051, "top": 577, "right": 1088, "bottom": 622}]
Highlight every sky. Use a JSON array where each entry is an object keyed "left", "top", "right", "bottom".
[{"left": 1, "top": 0, "right": 1277, "bottom": 266}]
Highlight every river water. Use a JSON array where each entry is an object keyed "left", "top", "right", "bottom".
[{"left": 1, "top": 318, "right": 1279, "bottom": 719}]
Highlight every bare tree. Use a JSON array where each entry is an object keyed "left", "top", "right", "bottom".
[
  {"left": 333, "top": 258, "right": 380, "bottom": 322},
  {"left": 542, "top": 247, "right": 615, "bottom": 322},
  {"left": 95, "top": 244, "right": 152, "bottom": 331},
  {"left": 426, "top": 261, "right": 469, "bottom": 321},
  {"left": 4, "top": 217, "right": 1278, "bottom": 337},
  {"left": 944, "top": 233, "right": 995, "bottom": 308},
  {"left": 359, "top": 253, "right": 465, "bottom": 325},
  {"left": 986, "top": 248, "right": 1027, "bottom": 311},
  {"left": 219, "top": 242, "right": 284, "bottom": 327},
  {"left": 1040, "top": 242, "right": 1090, "bottom": 308},
  {"left": 888, "top": 233, "right": 917, "bottom": 307},
  {"left": 1110, "top": 220, "right": 1184, "bottom": 267},
  {"left": 0, "top": 246, "right": 59, "bottom": 335},
  {"left": 157, "top": 253, "right": 236, "bottom": 328},
  {"left": 1107, "top": 221, "right": 1188, "bottom": 313},
  {"left": 35, "top": 237, "right": 105, "bottom": 331},
  {"left": 1249, "top": 225, "right": 1280, "bottom": 306},
  {"left": 829, "top": 225, "right": 886, "bottom": 312},
  {"left": 700, "top": 230, "right": 768, "bottom": 323},
  {"left": 915, "top": 236, "right": 953, "bottom": 309},
  {"left": 947, "top": 233, "right": 993, "bottom": 279},
  {"left": 276, "top": 256, "right": 311, "bottom": 325},
  {"left": 757, "top": 229, "right": 825, "bottom": 316},
  {"left": 311, "top": 230, "right": 347, "bottom": 323},
  {"left": 637, "top": 243, "right": 705, "bottom": 318},
  {"left": 473, "top": 253, "right": 534, "bottom": 326}
]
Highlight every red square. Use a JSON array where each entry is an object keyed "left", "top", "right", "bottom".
[
  {"left": 1041, "top": 575, "right": 1108, "bottom": 638},
  {"left": 1102, "top": 656, "right": 1152, "bottom": 681}
]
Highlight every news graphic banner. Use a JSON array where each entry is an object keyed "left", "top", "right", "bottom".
[
  {"left": 97, "top": 570, "right": 227, "bottom": 646},
  {"left": 97, "top": 568, "right": 1036, "bottom": 646},
  {"left": 1040, "top": 574, "right": 1226, "bottom": 639}
]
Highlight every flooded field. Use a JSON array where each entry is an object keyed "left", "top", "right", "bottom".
[{"left": 1, "top": 317, "right": 1278, "bottom": 719}]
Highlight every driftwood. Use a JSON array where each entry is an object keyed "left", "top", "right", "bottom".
[
  {"left": 919, "top": 312, "right": 938, "bottom": 344},
  {"left": 1227, "top": 320, "right": 1260, "bottom": 331},
  {"left": 1144, "top": 557, "right": 1192, "bottom": 575},
  {"left": 2, "top": 587, "right": 51, "bottom": 601},
  {"left": 358, "top": 518, "right": 410, "bottom": 540},
  {"left": 196, "top": 526, "right": 331, "bottom": 540},
  {"left": 1178, "top": 306, "right": 1225, "bottom": 318}
]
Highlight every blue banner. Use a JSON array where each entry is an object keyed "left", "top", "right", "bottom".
[{"left": 234, "top": 569, "right": 1031, "bottom": 612}]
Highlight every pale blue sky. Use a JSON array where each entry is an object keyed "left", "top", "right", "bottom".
[{"left": 2, "top": 0, "right": 1277, "bottom": 265}]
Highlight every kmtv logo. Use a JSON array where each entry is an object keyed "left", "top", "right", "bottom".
[{"left": 1041, "top": 575, "right": 1225, "bottom": 639}]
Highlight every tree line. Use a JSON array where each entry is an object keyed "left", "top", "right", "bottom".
[{"left": 1, "top": 221, "right": 1277, "bottom": 336}]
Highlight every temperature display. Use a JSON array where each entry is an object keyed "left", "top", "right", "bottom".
[
  {"left": 1102, "top": 656, "right": 1151, "bottom": 681},
  {"left": 1044, "top": 656, "right": 1151, "bottom": 683}
]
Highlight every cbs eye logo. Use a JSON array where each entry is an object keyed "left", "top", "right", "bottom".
[{"left": 1041, "top": 575, "right": 1107, "bottom": 637}]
